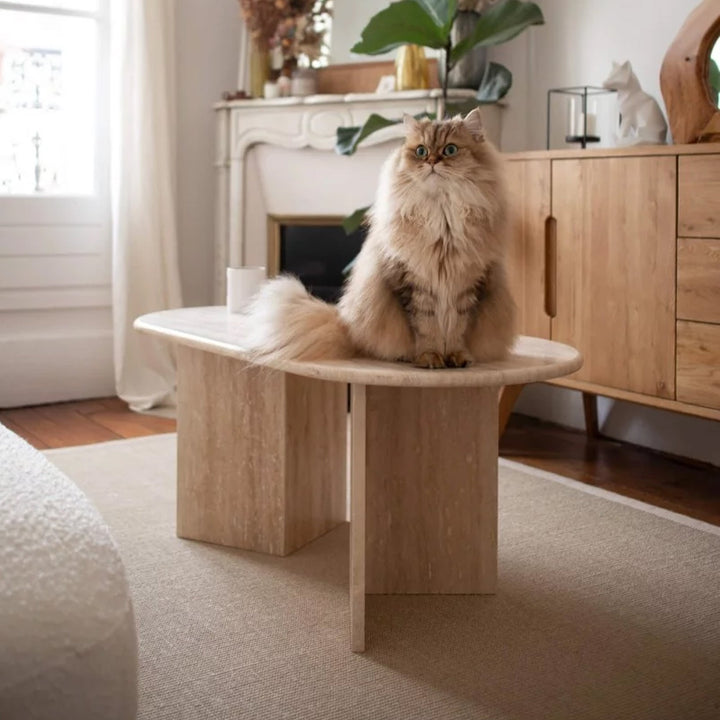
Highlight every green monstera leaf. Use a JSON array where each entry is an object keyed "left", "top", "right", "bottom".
[
  {"left": 351, "top": 0, "right": 542, "bottom": 65},
  {"left": 476, "top": 61, "right": 513, "bottom": 103},
  {"left": 350, "top": 0, "right": 448, "bottom": 55},
  {"left": 342, "top": 206, "right": 372, "bottom": 235},
  {"left": 335, "top": 114, "right": 403, "bottom": 156},
  {"left": 411, "top": 0, "right": 457, "bottom": 35},
  {"left": 336, "top": 112, "right": 433, "bottom": 156}
]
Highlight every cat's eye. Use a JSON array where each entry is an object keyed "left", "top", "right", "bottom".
[
  {"left": 443, "top": 143, "right": 458, "bottom": 156},
  {"left": 415, "top": 145, "right": 428, "bottom": 158}
]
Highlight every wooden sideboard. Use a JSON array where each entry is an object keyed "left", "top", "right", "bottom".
[{"left": 504, "top": 144, "right": 720, "bottom": 422}]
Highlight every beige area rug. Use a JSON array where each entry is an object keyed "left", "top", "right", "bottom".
[{"left": 44, "top": 434, "right": 720, "bottom": 720}]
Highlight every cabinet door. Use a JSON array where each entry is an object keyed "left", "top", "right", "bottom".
[
  {"left": 505, "top": 159, "right": 551, "bottom": 339},
  {"left": 677, "top": 237, "right": 720, "bottom": 324},
  {"left": 551, "top": 157, "right": 676, "bottom": 398},
  {"left": 678, "top": 154, "right": 720, "bottom": 237},
  {"left": 677, "top": 321, "right": 720, "bottom": 410}
]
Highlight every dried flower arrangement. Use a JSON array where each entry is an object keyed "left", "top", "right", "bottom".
[
  {"left": 238, "top": 0, "right": 283, "bottom": 50},
  {"left": 272, "top": 0, "right": 332, "bottom": 67},
  {"left": 238, "top": 0, "right": 332, "bottom": 67}
]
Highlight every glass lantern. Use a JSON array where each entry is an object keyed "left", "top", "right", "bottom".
[{"left": 546, "top": 86, "right": 617, "bottom": 150}]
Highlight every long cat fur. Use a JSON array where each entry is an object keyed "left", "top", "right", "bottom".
[{"left": 240, "top": 108, "right": 516, "bottom": 368}]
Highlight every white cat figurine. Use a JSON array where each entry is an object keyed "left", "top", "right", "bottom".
[{"left": 602, "top": 61, "right": 667, "bottom": 146}]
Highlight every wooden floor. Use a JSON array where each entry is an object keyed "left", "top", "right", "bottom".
[
  {"left": 2, "top": 396, "right": 718, "bottom": 526},
  {"left": 500, "top": 414, "right": 720, "bottom": 526},
  {"left": 0, "top": 397, "right": 176, "bottom": 448}
]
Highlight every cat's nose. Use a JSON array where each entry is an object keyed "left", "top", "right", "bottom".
[{"left": 428, "top": 155, "right": 440, "bottom": 165}]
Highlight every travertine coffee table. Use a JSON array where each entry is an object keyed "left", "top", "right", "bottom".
[{"left": 135, "top": 306, "right": 582, "bottom": 651}]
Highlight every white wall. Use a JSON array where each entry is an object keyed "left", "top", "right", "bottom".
[{"left": 175, "top": 0, "right": 241, "bottom": 307}]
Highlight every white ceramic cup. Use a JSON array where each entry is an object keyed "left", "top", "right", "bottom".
[{"left": 226, "top": 266, "right": 266, "bottom": 313}]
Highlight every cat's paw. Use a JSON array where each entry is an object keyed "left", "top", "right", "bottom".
[
  {"left": 413, "top": 351, "right": 446, "bottom": 369},
  {"left": 445, "top": 350, "right": 473, "bottom": 368}
]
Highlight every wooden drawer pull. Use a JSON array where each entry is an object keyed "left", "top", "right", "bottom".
[{"left": 544, "top": 216, "right": 557, "bottom": 318}]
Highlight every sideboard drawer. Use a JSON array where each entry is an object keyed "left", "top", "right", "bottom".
[
  {"left": 677, "top": 321, "right": 720, "bottom": 410},
  {"left": 677, "top": 237, "right": 720, "bottom": 324},
  {"left": 679, "top": 155, "right": 720, "bottom": 237}
]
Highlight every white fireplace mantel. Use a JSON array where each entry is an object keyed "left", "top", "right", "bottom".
[{"left": 213, "top": 89, "right": 502, "bottom": 302}]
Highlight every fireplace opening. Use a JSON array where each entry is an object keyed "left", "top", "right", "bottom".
[{"left": 268, "top": 216, "right": 367, "bottom": 303}]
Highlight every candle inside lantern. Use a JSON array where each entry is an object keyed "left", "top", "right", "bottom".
[
  {"left": 580, "top": 100, "right": 598, "bottom": 136},
  {"left": 578, "top": 112, "right": 597, "bottom": 135},
  {"left": 567, "top": 96, "right": 578, "bottom": 136}
]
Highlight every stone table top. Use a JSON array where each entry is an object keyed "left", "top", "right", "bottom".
[{"left": 135, "top": 306, "right": 582, "bottom": 388}]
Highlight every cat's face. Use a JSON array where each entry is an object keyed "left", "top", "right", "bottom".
[{"left": 396, "top": 109, "right": 489, "bottom": 190}]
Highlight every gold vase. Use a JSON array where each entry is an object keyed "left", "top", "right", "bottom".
[
  {"left": 249, "top": 41, "right": 270, "bottom": 98},
  {"left": 395, "top": 44, "right": 429, "bottom": 91}
]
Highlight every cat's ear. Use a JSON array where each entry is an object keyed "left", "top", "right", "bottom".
[
  {"left": 463, "top": 108, "right": 485, "bottom": 141},
  {"left": 619, "top": 60, "right": 633, "bottom": 81},
  {"left": 402, "top": 114, "right": 420, "bottom": 134}
]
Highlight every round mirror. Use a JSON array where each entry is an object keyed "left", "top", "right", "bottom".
[
  {"left": 661, "top": 0, "right": 720, "bottom": 142},
  {"left": 710, "top": 36, "right": 720, "bottom": 107}
]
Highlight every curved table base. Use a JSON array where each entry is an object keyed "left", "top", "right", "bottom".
[{"left": 134, "top": 307, "right": 582, "bottom": 654}]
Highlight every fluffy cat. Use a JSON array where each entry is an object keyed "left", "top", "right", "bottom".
[{"left": 240, "top": 107, "right": 516, "bottom": 368}]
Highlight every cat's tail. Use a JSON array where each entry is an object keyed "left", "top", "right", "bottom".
[{"left": 239, "top": 275, "right": 355, "bottom": 362}]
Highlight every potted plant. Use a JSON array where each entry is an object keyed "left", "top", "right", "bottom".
[
  {"left": 334, "top": 0, "right": 543, "bottom": 234},
  {"left": 336, "top": 0, "right": 544, "bottom": 157}
]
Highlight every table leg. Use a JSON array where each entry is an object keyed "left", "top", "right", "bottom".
[
  {"left": 176, "top": 346, "right": 346, "bottom": 556},
  {"left": 349, "top": 383, "right": 500, "bottom": 651},
  {"left": 350, "top": 383, "right": 366, "bottom": 653}
]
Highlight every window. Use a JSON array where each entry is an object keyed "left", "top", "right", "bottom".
[
  {"left": 0, "top": 0, "right": 112, "bottom": 407},
  {"left": 0, "top": 0, "right": 104, "bottom": 194}
]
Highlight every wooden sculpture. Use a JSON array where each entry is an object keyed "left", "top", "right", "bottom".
[{"left": 660, "top": 0, "right": 720, "bottom": 143}]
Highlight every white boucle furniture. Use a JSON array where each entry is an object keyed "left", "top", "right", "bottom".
[{"left": 0, "top": 423, "right": 137, "bottom": 719}]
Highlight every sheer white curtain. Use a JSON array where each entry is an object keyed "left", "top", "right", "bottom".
[{"left": 111, "top": 0, "right": 182, "bottom": 411}]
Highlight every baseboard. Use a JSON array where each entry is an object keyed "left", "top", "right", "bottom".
[{"left": 0, "top": 332, "right": 114, "bottom": 407}]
